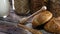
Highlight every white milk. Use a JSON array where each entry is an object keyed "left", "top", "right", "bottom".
[{"left": 0, "top": 0, "right": 10, "bottom": 18}]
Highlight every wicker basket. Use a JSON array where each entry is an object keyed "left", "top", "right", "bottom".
[
  {"left": 47, "top": 0, "right": 60, "bottom": 17},
  {"left": 14, "top": 0, "right": 30, "bottom": 15},
  {"left": 30, "top": 0, "right": 48, "bottom": 14}
]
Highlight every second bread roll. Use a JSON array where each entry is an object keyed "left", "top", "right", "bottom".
[{"left": 44, "top": 17, "right": 60, "bottom": 34}]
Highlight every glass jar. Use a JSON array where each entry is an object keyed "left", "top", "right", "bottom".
[{"left": 0, "top": 0, "right": 10, "bottom": 18}]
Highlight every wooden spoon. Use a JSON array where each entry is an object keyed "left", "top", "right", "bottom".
[{"left": 19, "top": 6, "right": 47, "bottom": 24}]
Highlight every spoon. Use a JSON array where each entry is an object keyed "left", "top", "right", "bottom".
[{"left": 19, "top": 6, "right": 47, "bottom": 24}]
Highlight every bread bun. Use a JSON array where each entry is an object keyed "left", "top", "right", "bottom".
[
  {"left": 32, "top": 10, "right": 53, "bottom": 27},
  {"left": 44, "top": 17, "right": 60, "bottom": 33}
]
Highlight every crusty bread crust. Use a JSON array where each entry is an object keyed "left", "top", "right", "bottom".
[
  {"left": 32, "top": 11, "right": 53, "bottom": 27},
  {"left": 44, "top": 17, "right": 60, "bottom": 33}
]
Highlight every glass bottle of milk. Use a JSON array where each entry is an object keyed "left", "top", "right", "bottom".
[{"left": 0, "top": 0, "right": 10, "bottom": 18}]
